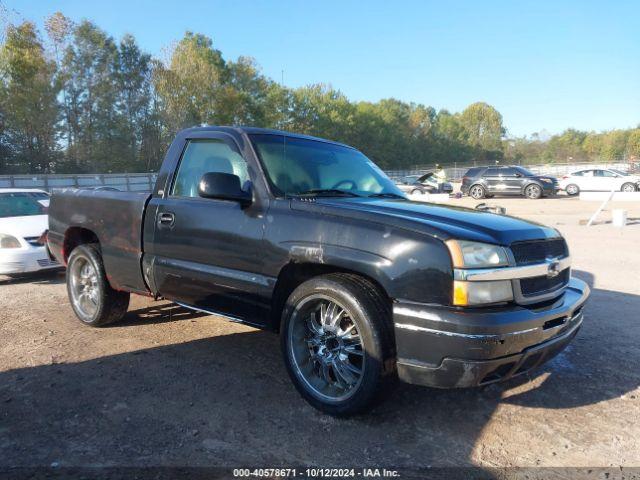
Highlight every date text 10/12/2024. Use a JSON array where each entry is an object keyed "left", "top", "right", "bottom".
[{"left": 232, "top": 468, "right": 400, "bottom": 478}]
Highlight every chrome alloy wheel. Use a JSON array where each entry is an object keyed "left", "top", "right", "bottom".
[
  {"left": 288, "top": 295, "right": 365, "bottom": 402},
  {"left": 525, "top": 184, "right": 542, "bottom": 199},
  {"left": 69, "top": 256, "right": 99, "bottom": 319},
  {"left": 469, "top": 185, "right": 484, "bottom": 199}
]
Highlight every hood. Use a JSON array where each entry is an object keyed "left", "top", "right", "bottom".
[
  {"left": 292, "top": 198, "right": 559, "bottom": 245},
  {"left": 0, "top": 215, "right": 48, "bottom": 239}
]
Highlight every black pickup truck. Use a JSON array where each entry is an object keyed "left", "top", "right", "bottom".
[{"left": 48, "top": 127, "right": 589, "bottom": 416}]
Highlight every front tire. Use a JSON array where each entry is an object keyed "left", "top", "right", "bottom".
[
  {"left": 281, "top": 273, "right": 394, "bottom": 416},
  {"left": 621, "top": 182, "right": 637, "bottom": 193},
  {"left": 525, "top": 184, "right": 542, "bottom": 199},
  {"left": 411, "top": 188, "right": 424, "bottom": 195},
  {"left": 66, "top": 244, "right": 130, "bottom": 327}
]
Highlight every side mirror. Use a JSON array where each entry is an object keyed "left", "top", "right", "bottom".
[
  {"left": 198, "top": 172, "right": 252, "bottom": 206},
  {"left": 514, "top": 172, "right": 523, "bottom": 178}
]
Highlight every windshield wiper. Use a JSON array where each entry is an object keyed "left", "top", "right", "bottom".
[
  {"left": 294, "top": 189, "right": 361, "bottom": 197},
  {"left": 368, "top": 192, "right": 406, "bottom": 199}
]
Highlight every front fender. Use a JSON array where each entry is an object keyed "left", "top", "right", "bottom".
[{"left": 281, "top": 233, "right": 453, "bottom": 305}]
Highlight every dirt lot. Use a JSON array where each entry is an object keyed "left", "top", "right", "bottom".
[{"left": 1, "top": 196, "right": 639, "bottom": 474}]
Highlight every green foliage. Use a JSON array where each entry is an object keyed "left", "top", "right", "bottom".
[
  {"left": 0, "top": 21, "right": 60, "bottom": 173},
  {"left": 0, "top": 14, "right": 637, "bottom": 174}
]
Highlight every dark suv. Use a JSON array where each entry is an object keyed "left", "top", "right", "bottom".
[{"left": 461, "top": 166, "right": 559, "bottom": 199}]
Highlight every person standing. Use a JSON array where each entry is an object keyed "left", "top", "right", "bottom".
[{"left": 435, "top": 164, "right": 446, "bottom": 193}]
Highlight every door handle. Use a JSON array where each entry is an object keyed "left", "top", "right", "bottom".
[{"left": 158, "top": 212, "right": 175, "bottom": 226}]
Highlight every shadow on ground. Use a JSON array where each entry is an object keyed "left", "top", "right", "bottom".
[
  {"left": 0, "top": 269, "right": 64, "bottom": 286},
  {"left": 1, "top": 270, "right": 638, "bottom": 474}
]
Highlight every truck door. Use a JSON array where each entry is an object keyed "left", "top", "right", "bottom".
[{"left": 149, "top": 134, "right": 266, "bottom": 322}]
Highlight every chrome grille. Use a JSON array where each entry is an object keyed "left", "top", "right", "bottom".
[
  {"left": 510, "top": 238, "right": 568, "bottom": 266},
  {"left": 520, "top": 268, "right": 570, "bottom": 297}
]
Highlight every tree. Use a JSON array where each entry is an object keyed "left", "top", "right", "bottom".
[
  {"left": 153, "top": 32, "right": 227, "bottom": 133},
  {"left": 115, "top": 33, "right": 156, "bottom": 171},
  {"left": 459, "top": 102, "right": 505, "bottom": 160},
  {"left": 45, "top": 11, "right": 73, "bottom": 158},
  {"left": 626, "top": 129, "right": 640, "bottom": 160},
  {"left": 60, "top": 20, "right": 121, "bottom": 172},
  {"left": 0, "top": 21, "right": 60, "bottom": 173}
]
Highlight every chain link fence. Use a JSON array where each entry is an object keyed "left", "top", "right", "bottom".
[{"left": 0, "top": 160, "right": 637, "bottom": 192}]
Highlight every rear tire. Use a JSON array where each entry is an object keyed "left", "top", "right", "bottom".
[
  {"left": 469, "top": 184, "right": 486, "bottom": 199},
  {"left": 280, "top": 273, "right": 394, "bottom": 416},
  {"left": 621, "top": 182, "right": 637, "bottom": 193},
  {"left": 565, "top": 184, "right": 580, "bottom": 196},
  {"left": 524, "top": 184, "right": 542, "bottom": 199},
  {"left": 66, "top": 244, "right": 130, "bottom": 327},
  {"left": 411, "top": 188, "right": 423, "bottom": 195}
]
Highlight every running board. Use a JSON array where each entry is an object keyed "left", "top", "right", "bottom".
[{"left": 174, "top": 301, "right": 263, "bottom": 328}]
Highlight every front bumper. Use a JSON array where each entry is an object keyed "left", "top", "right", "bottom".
[
  {"left": 394, "top": 277, "right": 589, "bottom": 388},
  {"left": 0, "top": 246, "right": 61, "bottom": 275}
]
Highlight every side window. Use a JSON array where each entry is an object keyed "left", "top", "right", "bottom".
[
  {"left": 484, "top": 168, "right": 499, "bottom": 177},
  {"left": 600, "top": 170, "right": 616, "bottom": 177},
  {"left": 171, "top": 139, "right": 250, "bottom": 198},
  {"left": 501, "top": 168, "right": 517, "bottom": 176},
  {"left": 572, "top": 171, "right": 584, "bottom": 176}
]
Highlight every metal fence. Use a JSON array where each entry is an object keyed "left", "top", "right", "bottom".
[
  {"left": 0, "top": 173, "right": 158, "bottom": 192},
  {"left": 0, "top": 160, "right": 637, "bottom": 192}
]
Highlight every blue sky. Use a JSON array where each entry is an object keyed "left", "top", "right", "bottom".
[{"left": 4, "top": 0, "right": 639, "bottom": 137}]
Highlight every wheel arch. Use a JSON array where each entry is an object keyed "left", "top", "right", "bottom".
[
  {"left": 62, "top": 227, "right": 100, "bottom": 264},
  {"left": 269, "top": 261, "right": 392, "bottom": 332}
]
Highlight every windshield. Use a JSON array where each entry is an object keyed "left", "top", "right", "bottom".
[
  {"left": 0, "top": 193, "right": 48, "bottom": 218},
  {"left": 249, "top": 134, "right": 404, "bottom": 197},
  {"left": 514, "top": 166, "right": 535, "bottom": 176}
]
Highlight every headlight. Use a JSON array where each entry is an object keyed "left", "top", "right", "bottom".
[
  {"left": 0, "top": 233, "right": 21, "bottom": 249},
  {"left": 453, "top": 280, "right": 513, "bottom": 306},
  {"left": 445, "top": 240, "right": 509, "bottom": 268},
  {"left": 540, "top": 178, "right": 553, "bottom": 184}
]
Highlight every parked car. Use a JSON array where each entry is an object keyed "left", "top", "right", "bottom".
[
  {"left": 0, "top": 188, "right": 51, "bottom": 207},
  {"left": 47, "top": 127, "right": 589, "bottom": 416},
  {"left": 396, "top": 173, "right": 453, "bottom": 195},
  {"left": 81, "top": 186, "right": 121, "bottom": 191},
  {"left": 0, "top": 189, "right": 59, "bottom": 275},
  {"left": 559, "top": 168, "right": 640, "bottom": 196},
  {"left": 461, "top": 166, "right": 559, "bottom": 199}
]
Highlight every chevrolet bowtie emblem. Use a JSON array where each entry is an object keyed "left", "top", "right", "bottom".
[{"left": 547, "top": 260, "right": 561, "bottom": 278}]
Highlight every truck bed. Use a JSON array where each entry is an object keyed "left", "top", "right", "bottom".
[{"left": 47, "top": 188, "right": 151, "bottom": 294}]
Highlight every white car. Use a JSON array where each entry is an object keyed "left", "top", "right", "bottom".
[
  {"left": 0, "top": 189, "right": 60, "bottom": 275},
  {"left": 559, "top": 168, "right": 640, "bottom": 196}
]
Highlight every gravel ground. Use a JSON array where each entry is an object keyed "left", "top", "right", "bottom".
[{"left": 1, "top": 196, "right": 639, "bottom": 474}]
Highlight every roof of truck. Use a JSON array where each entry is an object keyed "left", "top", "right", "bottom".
[{"left": 180, "top": 125, "right": 354, "bottom": 149}]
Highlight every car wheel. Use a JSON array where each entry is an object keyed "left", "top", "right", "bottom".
[
  {"left": 469, "top": 184, "right": 485, "bottom": 199},
  {"left": 565, "top": 184, "right": 580, "bottom": 196},
  {"left": 66, "top": 243, "right": 130, "bottom": 327},
  {"left": 621, "top": 183, "right": 637, "bottom": 193},
  {"left": 525, "top": 184, "right": 542, "bottom": 199},
  {"left": 411, "top": 189, "right": 424, "bottom": 195},
  {"left": 281, "top": 273, "right": 394, "bottom": 416}
]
